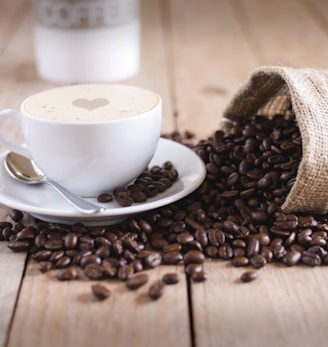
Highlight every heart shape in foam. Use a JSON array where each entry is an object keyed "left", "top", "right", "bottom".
[{"left": 72, "top": 98, "right": 109, "bottom": 111}]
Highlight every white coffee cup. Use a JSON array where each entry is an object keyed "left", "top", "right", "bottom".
[{"left": 0, "top": 84, "right": 162, "bottom": 197}]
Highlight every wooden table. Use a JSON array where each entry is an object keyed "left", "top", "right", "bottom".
[{"left": 1, "top": 0, "right": 328, "bottom": 346}]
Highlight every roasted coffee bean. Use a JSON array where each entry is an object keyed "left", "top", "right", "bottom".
[
  {"left": 57, "top": 267, "right": 78, "bottom": 281},
  {"left": 97, "top": 193, "right": 113, "bottom": 203},
  {"left": 38, "top": 261, "right": 53, "bottom": 273},
  {"left": 297, "top": 216, "right": 318, "bottom": 228},
  {"left": 162, "top": 251, "right": 183, "bottom": 265},
  {"left": 9, "top": 209, "right": 24, "bottom": 222},
  {"left": 116, "top": 195, "right": 134, "bottom": 207},
  {"left": 131, "top": 259, "right": 143, "bottom": 272},
  {"left": 163, "top": 243, "right": 182, "bottom": 253},
  {"left": 302, "top": 252, "right": 321, "bottom": 266},
  {"left": 33, "top": 250, "right": 52, "bottom": 261},
  {"left": 297, "top": 229, "right": 312, "bottom": 245},
  {"left": 126, "top": 273, "right": 149, "bottom": 290},
  {"left": 231, "top": 256, "right": 249, "bottom": 267},
  {"left": 176, "top": 232, "right": 194, "bottom": 244},
  {"left": 138, "top": 219, "right": 153, "bottom": 233},
  {"left": 34, "top": 233, "right": 47, "bottom": 248},
  {"left": 204, "top": 246, "right": 218, "bottom": 258},
  {"left": 112, "top": 240, "right": 124, "bottom": 256},
  {"left": 94, "top": 242, "right": 110, "bottom": 256},
  {"left": 162, "top": 272, "right": 180, "bottom": 285},
  {"left": 144, "top": 252, "right": 162, "bottom": 268},
  {"left": 233, "top": 248, "right": 246, "bottom": 257},
  {"left": 102, "top": 259, "right": 118, "bottom": 277},
  {"left": 44, "top": 239, "right": 64, "bottom": 250},
  {"left": 0, "top": 222, "right": 13, "bottom": 232},
  {"left": 84, "top": 263, "right": 104, "bottom": 279},
  {"left": 191, "top": 270, "right": 208, "bottom": 282},
  {"left": 131, "top": 191, "right": 148, "bottom": 202},
  {"left": 185, "top": 263, "right": 203, "bottom": 276},
  {"left": 249, "top": 254, "right": 267, "bottom": 269},
  {"left": 16, "top": 226, "right": 36, "bottom": 240},
  {"left": 195, "top": 229, "right": 208, "bottom": 247},
  {"left": 272, "top": 244, "right": 287, "bottom": 259},
  {"left": 247, "top": 237, "right": 260, "bottom": 258},
  {"left": 49, "top": 250, "right": 65, "bottom": 262},
  {"left": 223, "top": 220, "right": 239, "bottom": 234},
  {"left": 283, "top": 250, "right": 302, "bottom": 266},
  {"left": 240, "top": 271, "right": 258, "bottom": 283},
  {"left": 123, "top": 237, "right": 140, "bottom": 253},
  {"left": 91, "top": 283, "right": 111, "bottom": 300},
  {"left": 7, "top": 240, "right": 30, "bottom": 252},
  {"left": 183, "top": 250, "right": 205, "bottom": 265},
  {"left": 64, "top": 232, "right": 78, "bottom": 249},
  {"left": 118, "top": 265, "right": 134, "bottom": 281},
  {"left": 80, "top": 254, "right": 102, "bottom": 268},
  {"left": 260, "top": 246, "right": 274, "bottom": 262},
  {"left": 218, "top": 244, "right": 233, "bottom": 260},
  {"left": 274, "top": 214, "right": 298, "bottom": 230},
  {"left": 55, "top": 256, "right": 71, "bottom": 268},
  {"left": 2, "top": 227, "right": 14, "bottom": 241},
  {"left": 148, "top": 280, "right": 164, "bottom": 300}
]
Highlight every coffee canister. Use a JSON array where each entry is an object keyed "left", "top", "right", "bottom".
[{"left": 32, "top": 0, "right": 140, "bottom": 83}]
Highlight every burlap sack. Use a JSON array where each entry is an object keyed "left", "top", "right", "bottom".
[{"left": 222, "top": 66, "right": 328, "bottom": 214}]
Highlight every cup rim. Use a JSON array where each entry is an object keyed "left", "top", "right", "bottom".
[{"left": 20, "top": 84, "right": 161, "bottom": 125}]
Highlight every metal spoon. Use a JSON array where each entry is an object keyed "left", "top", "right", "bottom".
[{"left": 5, "top": 152, "right": 105, "bottom": 214}]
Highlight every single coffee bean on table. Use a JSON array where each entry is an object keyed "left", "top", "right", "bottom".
[
  {"left": 91, "top": 283, "right": 111, "bottom": 300},
  {"left": 148, "top": 280, "right": 165, "bottom": 300},
  {"left": 162, "top": 272, "right": 180, "bottom": 285},
  {"left": 240, "top": 271, "right": 258, "bottom": 283},
  {"left": 57, "top": 267, "right": 78, "bottom": 281},
  {"left": 126, "top": 273, "right": 149, "bottom": 290},
  {"left": 191, "top": 270, "right": 208, "bottom": 282}
]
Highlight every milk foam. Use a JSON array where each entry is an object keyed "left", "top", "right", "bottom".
[{"left": 23, "top": 85, "right": 159, "bottom": 122}]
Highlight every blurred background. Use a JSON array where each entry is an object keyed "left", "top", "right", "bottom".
[{"left": 0, "top": 0, "right": 327, "bottom": 139}]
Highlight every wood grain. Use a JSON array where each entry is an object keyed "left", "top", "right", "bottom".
[
  {"left": 0, "top": 0, "right": 29, "bottom": 54},
  {"left": 0, "top": 206, "right": 27, "bottom": 347},
  {"left": 168, "top": 0, "right": 258, "bottom": 139},
  {"left": 192, "top": 261, "right": 328, "bottom": 347},
  {"left": 233, "top": 0, "right": 328, "bottom": 68},
  {"left": 7, "top": 263, "right": 190, "bottom": 347}
]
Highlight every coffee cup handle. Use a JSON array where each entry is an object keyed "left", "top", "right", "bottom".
[{"left": 0, "top": 109, "right": 31, "bottom": 158}]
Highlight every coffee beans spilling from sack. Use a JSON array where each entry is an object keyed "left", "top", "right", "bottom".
[{"left": 2, "top": 112, "right": 328, "bottom": 300}]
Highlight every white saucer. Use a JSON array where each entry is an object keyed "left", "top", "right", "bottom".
[{"left": 0, "top": 138, "right": 206, "bottom": 226}]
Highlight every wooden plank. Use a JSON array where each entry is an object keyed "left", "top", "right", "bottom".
[
  {"left": 129, "top": 0, "right": 175, "bottom": 134},
  {"left": 7, "top": 262, "right": 191, "bottom": 347},
  {"left": 0, "top": 206, "right": 27, "bottom": 347},
  {"left": 233, "top": 0, "right": 328, "bottom": 67},
  {"left": 168, "top": 0, "right": 258, "bottom": 139},
  {"left": 0, "top": 0, "right": 29, "bottom": 54},
  {"left": 192, "top": 261, "right": 328, "bottom": 347},
  {"left": 304, "top": 0, "right": 328, "bottom": 28}
]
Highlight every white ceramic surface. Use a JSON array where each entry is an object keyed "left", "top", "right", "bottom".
[
  {"left": 0, "top": 84, "right": 162, "bottom": 197},
  {"left": 0, "top": 138, "right": 206, "bottom": 226},
  {"left": 33, "top": 0, "right": 140, "bottom": 83}
]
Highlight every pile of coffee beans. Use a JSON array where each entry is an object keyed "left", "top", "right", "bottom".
[
  {"left": 97, "top": 161, "right": 179, "bottom": 207},
  {"left": 2, "top": 113, "right": 328, "bottom": 300}
]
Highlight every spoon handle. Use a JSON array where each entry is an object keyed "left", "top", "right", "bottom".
[{"left": 46, "top": 179, "right": 105, "bottom": 214}]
